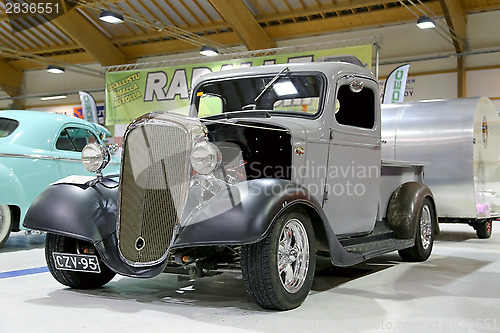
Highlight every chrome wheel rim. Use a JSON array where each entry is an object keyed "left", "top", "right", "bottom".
[
  {"left": 420, "top": 205, "right": 432, "bottom": 250},
  {"left": 277, "top": 218, "right": 309, "bottom": 294}
]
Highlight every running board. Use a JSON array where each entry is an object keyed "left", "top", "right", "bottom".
[{"left": 343, "top": 238, "right": 414, "bottom": 261}]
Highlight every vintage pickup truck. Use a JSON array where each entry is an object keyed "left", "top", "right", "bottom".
[{"left": 24, "top": 61, "right": 438, "bottom": 310}]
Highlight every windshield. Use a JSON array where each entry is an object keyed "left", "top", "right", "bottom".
[
  {"left": 0, "top": 118, "right": 19, "bottom": 138},
  {"left": 193, "top": 73, "right": 324, "bottom": 118}
]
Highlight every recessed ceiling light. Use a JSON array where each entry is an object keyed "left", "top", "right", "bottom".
[
  {"left": 99, "top": 10, "right": 124, "bottom": 24},
  {"left": 417, "top": 16, "right": 436, "bottom": 29},
  {"left": 200, "top": 45, "right": 219, "bottom": 56},
  {"left": 47, "top": 65, "right": 65, "bottom": 74}
]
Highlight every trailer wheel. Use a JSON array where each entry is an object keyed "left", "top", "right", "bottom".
[
  {"left": 398, "top": 198, "right": 434, "bottom": 262},
  {"left": 241, "top": 208, "right": 316, "bottom": 310},
  {"left": 0, "top": 205, "right": 12, "bottom": 247},
  {"left": 45, "top": 233, "right": 115, "bottom": 289},
  {"left": 475, "top": 220, "right": 492, "bottom": 239}
]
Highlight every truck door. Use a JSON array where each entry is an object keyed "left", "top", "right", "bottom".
[{"left": 324, "top": 75, "right": 381, "bottom": 236}]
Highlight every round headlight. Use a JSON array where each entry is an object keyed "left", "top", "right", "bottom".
[
  {"left": 190, "top": 141, "right": 221, "bottom": 175},
  {"left": 81, "top": 143, "right": 110, "bottom": 173}
]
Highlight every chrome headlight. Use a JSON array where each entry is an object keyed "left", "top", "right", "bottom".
[
  {"left": 81, "top": 143, "right": 110, "bottom": 173},
  {"left": 190, "top": 141, "right": 221, "bottom": 175}
]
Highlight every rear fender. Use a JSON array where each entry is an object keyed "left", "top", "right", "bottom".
[
  {"left": 23, "top": 179, "right": 118, "bottom": 243},
  {"left": 0, "top": 163, "right": 26, "bottom": 207},
  {"left": 386, "top": 181, "right": 439, "bottom": 238}
]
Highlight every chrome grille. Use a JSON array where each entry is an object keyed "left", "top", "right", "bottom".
[{"left": 118, "top": 121, "right": 192, "bottom": 266}]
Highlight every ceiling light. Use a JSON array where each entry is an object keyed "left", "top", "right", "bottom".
[
  {"left": 417, "top": 16, "right": 435, "bottom": 29},
  {"left": 41, "top": 95, "right": 67, "bottom": 101},
  {"left": 99, "top": 10, "right": 124, "bottom": 24},
  {"left": 200, "top": 45, "right": 219, "bottom": 56},
  {"left": 47, "top": 65, "right": 65, "bottom": 74}
]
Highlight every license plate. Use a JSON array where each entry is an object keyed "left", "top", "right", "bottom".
[{"left": 53, "top": 253, "right": 101, "bottom": 273}]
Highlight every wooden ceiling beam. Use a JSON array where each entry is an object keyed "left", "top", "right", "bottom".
[
  {"left": 439, "top": 0, "right": 467, "bottom": 53},
  {"left": 6, "top": 32, "right": 241, "bottom": 70},
  {"left": 0, "top": 59, "right": 25, "bottom": 107},
  {"left": 51, "top": 8, "right": 130, "bottom": 66},
  {"left": 208, "top": 0, "right": 275, "bottom": 50},
  {"left": 256, "top": 0, "right": 399, "bottom": 22},
  {"left": 439, "top": 0, "right": 467, "bottom": 97},
  {"left": 262, "top": 2, "right": 443, "bottom": 39},
  {"left": 6, "top": 0, "right": 500, "bottom": 69}
]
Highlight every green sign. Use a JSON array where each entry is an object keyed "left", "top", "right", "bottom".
[{"left": 105, "top": 45, "right": 372, "bottom": 125}]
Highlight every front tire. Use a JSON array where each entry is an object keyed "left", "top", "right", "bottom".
[
  {"left": 241, "top": 208, "right": 316, "bottom": 310},
  {"left": 0, "top": 205, "right": 12, "bottom": 247},
  {"left": 475, "top": 220, "right": 492, "bottom": 239},
  {"left": 398, "top": 198, "right": 435, "bottom": 262},
  {"left": 45, "top": 233, "right": 115, "bottom": 289}
]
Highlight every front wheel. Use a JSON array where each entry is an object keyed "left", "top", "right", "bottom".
[
  {"left": 398, "top": 198, "right": 435, "bottom": 262},
  {"left": 241, "top": 208, "right": 316, "bottom": 310},
  {"left": 476, "top": 220, "right": 492, "bottom": 239},
  {"left": 45, "top": 233, "right": 115, "bottom": 289},
  {"left": 0, "top": 205, "right": 13, "bottom": 247}
]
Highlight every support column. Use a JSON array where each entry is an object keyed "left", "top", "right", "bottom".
[{"left": 457, "top": 56, "right": 466, "bottom": 98}]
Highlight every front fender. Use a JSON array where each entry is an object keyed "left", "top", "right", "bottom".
[
  {"left": 171, "top": 178, "right": 364, "bottom": 267},
  {"left": 23, "top": 179, "right": 118, "bottom": 243},
  {"left": 172, "top": 179, "right": 312, "bottom": 248}
]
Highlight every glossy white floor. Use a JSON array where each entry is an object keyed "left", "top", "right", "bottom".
[{"left": 1, "top": 223, "right": 500, "bottom": 333}]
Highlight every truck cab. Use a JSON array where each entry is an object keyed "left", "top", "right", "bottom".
[{"left": 24, "top": 61, "right": 438, "bottom": 310}]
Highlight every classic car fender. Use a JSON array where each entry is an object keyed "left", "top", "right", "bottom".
[
  {"left": 23, "top": 179, "right": 119, "bottom": 243},
  {"left": 172, "top": 178, "right": 364, "bottom": 267},
  {"left": 24, "top": 179, "right": 169, "bottom": 278},
  {"left": 0, "top": 162, "right": 26, "bottom": 206},
  {"left": 386, "top": 181, "right": 440, "bottom": 239}
]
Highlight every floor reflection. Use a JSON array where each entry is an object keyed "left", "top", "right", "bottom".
[{"left": 0, "top": 231, "right": 46, "bottom": 253}]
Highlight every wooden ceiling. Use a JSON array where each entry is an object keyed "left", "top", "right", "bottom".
[{"left": 1, "top": 0, "right": 500, "bottom": 103}]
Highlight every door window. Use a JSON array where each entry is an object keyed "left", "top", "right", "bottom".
[
  {"left": 56, "top": 127, "right": 97, "bottom": 152},
  {"left": 335, "top": 83, "right": 375, "bottom": 129}
]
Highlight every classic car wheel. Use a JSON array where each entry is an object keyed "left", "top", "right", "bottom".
[
  {"left": 0, "top": 205, "right": 12, "bottom": 247},
  {"left": 398, "top": 198, "right": 435, "bottom": 262},
  {"left": 476, "top": 220, "right": 493, "bottom": 239},
  {"left": 241, "top": 208, "right": 315, "bottom": 310},
  {"left": 45, "top": 233, "right": 115, "bottom": 289}
]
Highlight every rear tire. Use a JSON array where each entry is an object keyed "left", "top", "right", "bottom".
[
  {"left": 45, "top": 233, "right": 115, "bottom": 289},
  {"left": 0, "top": 205, "right": 12, "bottom": 247},
  {"left": 241, "top": 208, "right": 316, "bottom": 310},
  {"left": 398, "top": 198, "right": 434, "bottom": 262},
  {"left": 476, "top": 220, "right": 492, "bottom": 239}
]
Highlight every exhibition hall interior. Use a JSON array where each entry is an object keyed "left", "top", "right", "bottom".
[{"left": 1, "top": 0, "right": 500, "bottom": 332}]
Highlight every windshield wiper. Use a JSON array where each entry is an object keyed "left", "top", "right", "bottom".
[
  {"left": 202, "top": 110, "right": 271, "bottom": 121},
  {"left": 254, "top": 67, "right": 290, "bottom": 103}
]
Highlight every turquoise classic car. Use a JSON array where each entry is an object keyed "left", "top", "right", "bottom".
[{"left": 0, "top": 110, "right": 119, "bottom": 246}]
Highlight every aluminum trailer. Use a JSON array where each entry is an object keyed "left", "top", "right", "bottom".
[{"left": 381, "top": 97, "right": 500, "bottom": 238}]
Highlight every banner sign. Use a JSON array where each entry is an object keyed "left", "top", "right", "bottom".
[
  {"left": 79, "top": 91, "right": 99, "bottom": 123},
  {"left": 382, "top": 64, "right": 410, "bottom": 104},
  {"left": 105, "top": 44, "right": 372, "bottom": 125},
  {"left": 74, "top": 105, "right": 105, "bottom": 125}
]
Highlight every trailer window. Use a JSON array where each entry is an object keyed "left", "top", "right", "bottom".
[{"left": 335, "top": 84, "right": 375, "bottom": 129}]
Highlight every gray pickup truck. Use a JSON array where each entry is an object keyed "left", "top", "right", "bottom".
[{"left": 24, "top": 61, "right": 438, "bottom": 310}]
